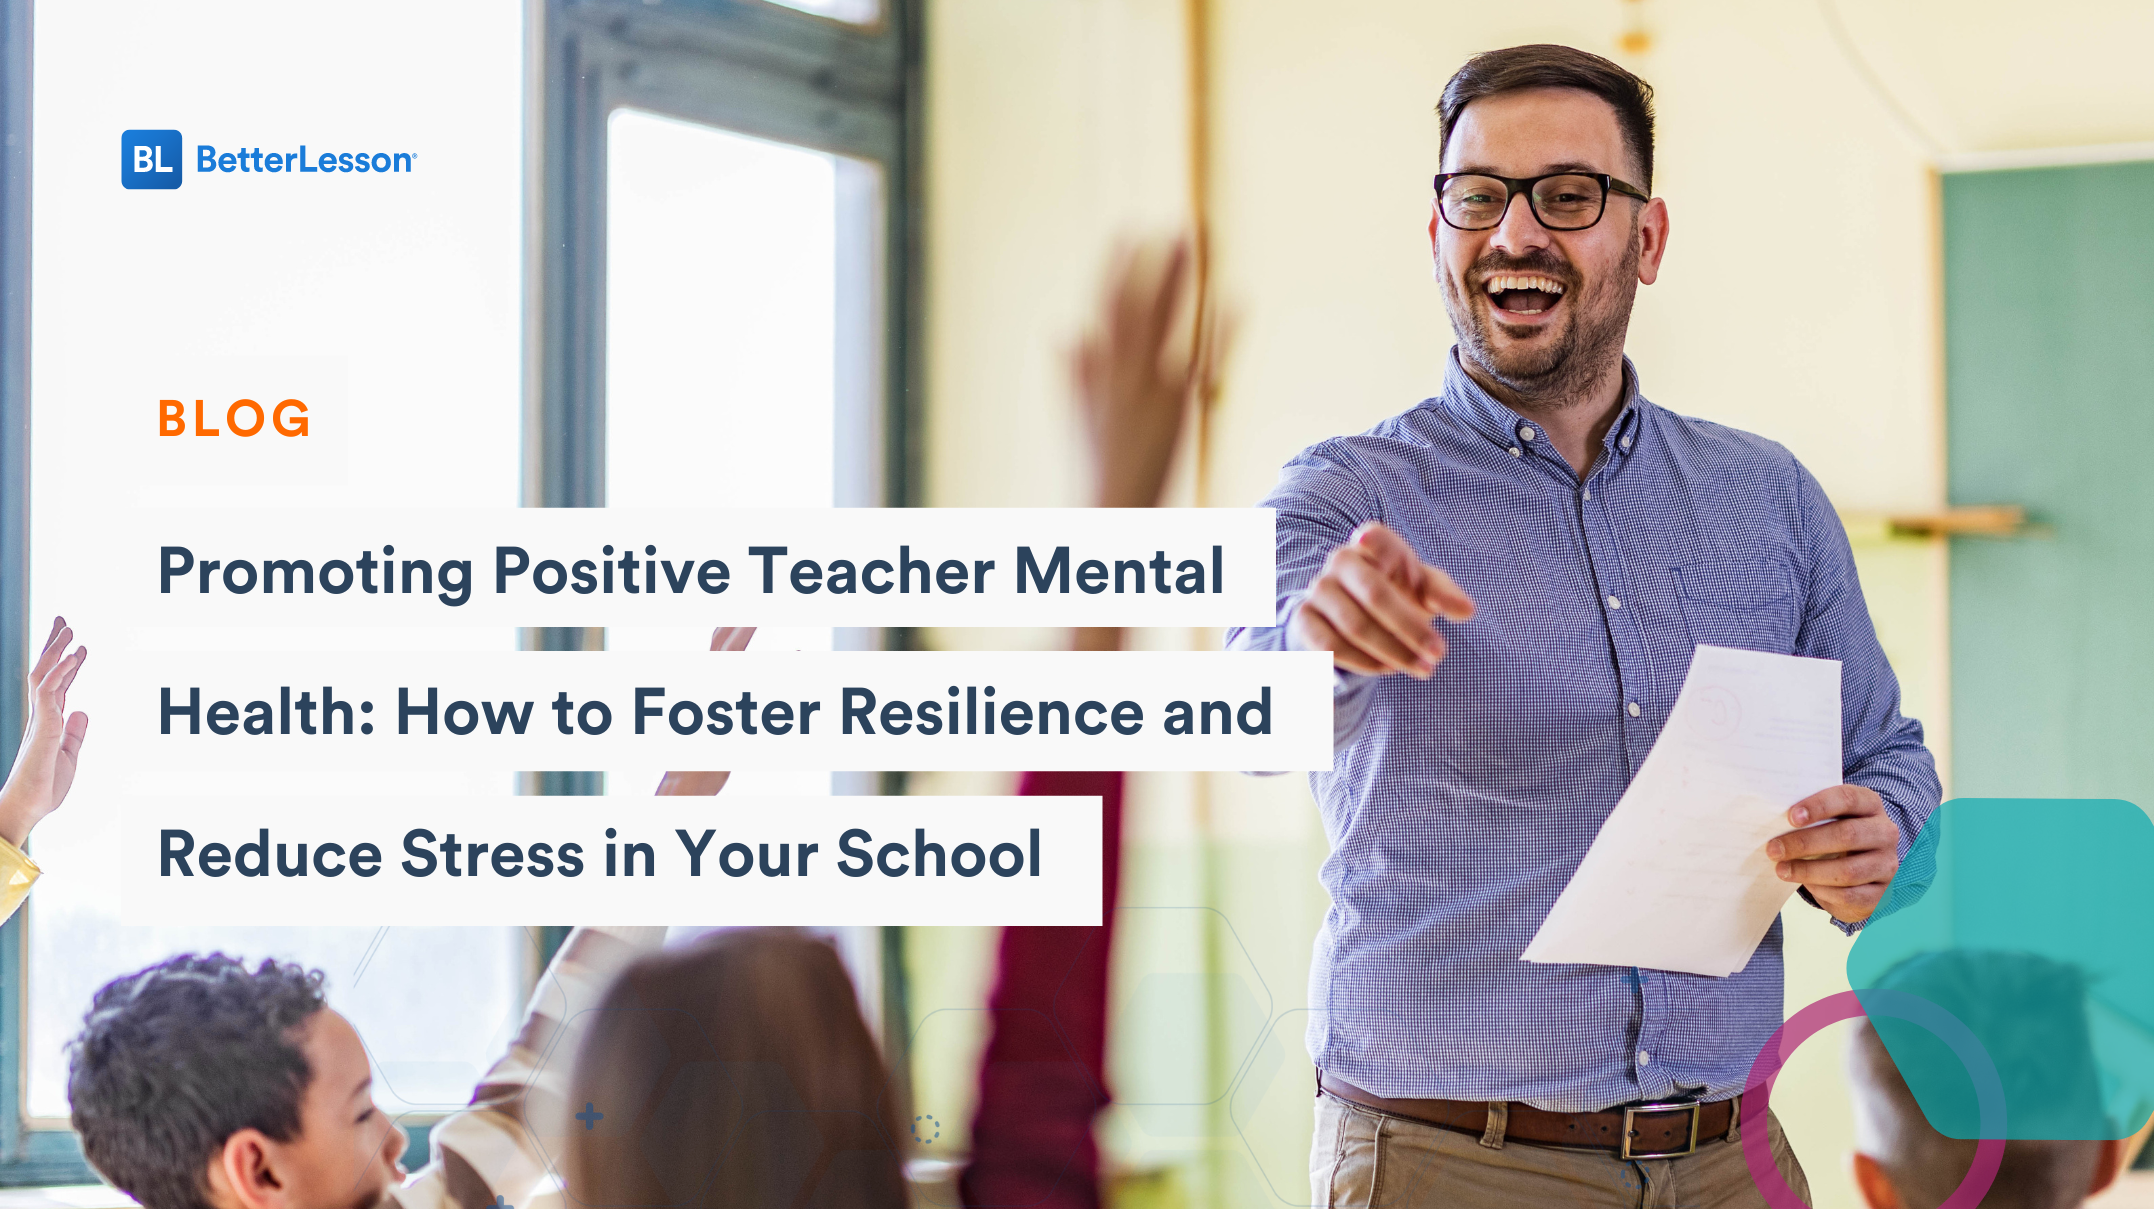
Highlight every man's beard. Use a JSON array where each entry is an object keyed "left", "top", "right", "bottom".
[{"left": 1441, "top": 240, "right": 1639, "bottom": 410}]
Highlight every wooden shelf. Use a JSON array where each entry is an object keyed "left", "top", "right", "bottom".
[
  {"left": 1839, "top": 505, "right": 2027, "bottom": 541},
  {"left": 1884, "top": 504, "right": 2028, "bottom": 538}
]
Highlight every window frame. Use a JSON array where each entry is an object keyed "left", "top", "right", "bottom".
[
  {"left": 526, "top": 0, "right": 923, "bottom": 513},
  {"left": 0, "top": 0, "right": 80, "bottom": 1184},
  {"left": 520, "top": 0, "right": 926, "bottom": 1134}
]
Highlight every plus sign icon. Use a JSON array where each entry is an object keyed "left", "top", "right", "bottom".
[{"left": 120, "top": 129, "right": 183, "bottom": 189}]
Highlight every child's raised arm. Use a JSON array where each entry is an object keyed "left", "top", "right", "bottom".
[{"left": 0, "top": 616, "right": 89, "bottom": 924}]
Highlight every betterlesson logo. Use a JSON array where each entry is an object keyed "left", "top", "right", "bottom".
[
  {"left": 120, "top": 129, "right": 417, "bottom": 187},
  {"left": 196, "top": 144, "right": 416, "bottom": 176},
  {"left": 121, "top": 129, "right": 183, "bottom": 189}
]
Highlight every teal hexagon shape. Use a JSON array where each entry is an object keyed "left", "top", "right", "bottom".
[{"left": 1848, "top": 798, "right": 2154, "bottom": 1140}]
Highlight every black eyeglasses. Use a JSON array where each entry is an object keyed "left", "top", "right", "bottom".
[{"left": 1432, "top": 172, "right": 1650, "bottom": 232}]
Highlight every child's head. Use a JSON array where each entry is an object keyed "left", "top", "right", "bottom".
[
  {"left": 566, "top": 928, "right": 906, "bottom": 1209},
  {"left": 67, "top": 954, "right": 407, "bottom": 1209}
]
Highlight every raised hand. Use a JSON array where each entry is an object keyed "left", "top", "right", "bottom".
[
  {"left": 654, "top": 626, "right": 754, "bottom": 796},
  {"left": 0, "top": 617, "right": 91, "bottom": 846},
  {"left": 1289, "top": 523, "right": 1475, "bottom": 677},
  {"left": 1070, "top": 236, "right": 1228, "bottom": 510}
]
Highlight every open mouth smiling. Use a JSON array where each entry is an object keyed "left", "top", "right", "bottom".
[{"left": 1483, "top": 272, "right": 1566, "bottom": 317}]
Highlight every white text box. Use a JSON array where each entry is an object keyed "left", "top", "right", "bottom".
[
  {"left": 130, "top": 507, "right": 1276, "bottom": 626},
  {"left": 124, "top": 795, "right": 1102, "bottom": 926},
  {"left": 121, "top": 650, "right": 1334, "bottom": 773}
]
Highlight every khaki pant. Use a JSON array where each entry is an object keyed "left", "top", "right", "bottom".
[{"left": 1310, "top": 1091, "right": 1811, "bottom": 1208}]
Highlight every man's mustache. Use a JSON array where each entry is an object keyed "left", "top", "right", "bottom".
[{"left": 1468, "top": 251, "right": 1576, "bottom": 290}]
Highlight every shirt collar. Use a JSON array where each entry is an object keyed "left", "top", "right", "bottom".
[{"left": 1438, "top": 348, "right": 1646, "bottom": 464}]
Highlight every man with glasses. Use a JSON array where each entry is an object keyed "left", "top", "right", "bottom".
[{"left": 1227, "top": 44, "right": 1938, "bottom": 1207}]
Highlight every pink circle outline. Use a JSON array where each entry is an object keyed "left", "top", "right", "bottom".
[{"left": 1741, "top": 990, "right": 2005, "bottom": 1209}]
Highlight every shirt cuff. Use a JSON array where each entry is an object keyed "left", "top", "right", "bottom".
[{"left": 1796, "top": 885, "right": 1866, "bottom": 935}]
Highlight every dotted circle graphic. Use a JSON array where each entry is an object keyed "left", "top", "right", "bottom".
[
  {"left": 1744, "top": 990, "right": 2006, "bottom": 1209},
  {"left": 912, "top": 1113, "right": 940, "bottom": 1145}
]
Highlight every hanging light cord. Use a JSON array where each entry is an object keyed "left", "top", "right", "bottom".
[{"left": 1816, "top": 0, "right": 1946, "bottom": 161}]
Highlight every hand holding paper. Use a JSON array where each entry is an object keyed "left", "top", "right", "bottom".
[
  {"left": 1523, "top": 644, "right": 1842, "bottom": 977},
  {"left": 1768, "top": 782, "right": 1902, "bottom": 924}
]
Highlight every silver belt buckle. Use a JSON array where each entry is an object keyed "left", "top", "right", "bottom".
[{"left": 1621, "top": 1100, "right": 1701, "bottom": 1159}]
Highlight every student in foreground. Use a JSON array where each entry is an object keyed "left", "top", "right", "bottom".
[
  {"left": 66, "top": 926, "right": 902, "bottom": 1209},
  {"left": 1847, "top": 951, "right": 2130, "bottom": 1209},
  {"left": 564, "top": 928, "right": 906, "bottom": 1208},
  {"left": 0, "top": 615, "right": 91, "bottom": 924},
  {"left": 67, "top": 927, "right": 666, "bottom": 1209}
]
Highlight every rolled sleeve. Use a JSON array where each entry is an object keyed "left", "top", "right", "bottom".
[
  {"left": 0, "top": 835, "right": 38, "bottom": 928},
  {"left": 391, "top": 926, "right": 667, "bottom": 1209},
  {"left": 1790, "top": 463, "right": 1943, "bottom": 934}
]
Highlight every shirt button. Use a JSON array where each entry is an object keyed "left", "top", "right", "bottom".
[
  {"left": 1637, "top": 1049, "right": 1652, "bottom": 1066},
  {"left": 1582, "top": 488, "right": 1591, "bottom": 500},
  {"left": 1509, "top": 446, "right": 1522, "bottom": 457},
  {"left": 1519, "top": 426, "right": 1537, "bottom": 442},
  {"left": 1606, "top": 595, "right": 1621, "bottom": 609},
  {"left": 1620, "top": 435, "right": 1632, "bottom": 449},
  {"left": 1627, "top": 701, "right": 1641, "bottom": 717}
]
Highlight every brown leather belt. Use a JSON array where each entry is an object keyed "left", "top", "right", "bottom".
[{"left": 1318, "top": 1071, "right": 1738, "bottom": 1159}]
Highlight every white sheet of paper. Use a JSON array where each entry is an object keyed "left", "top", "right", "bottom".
[{"left": 1522, "top": 644, "right": 1843, "bottom": 977}]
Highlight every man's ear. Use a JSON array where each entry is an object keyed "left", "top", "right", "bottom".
[
  {"left": 1850, "top": 1152, "right": 1905, "bottom": 1209},
  {"left": 1635, "top": 196, "right": 1669, "bottom": 287},
  {"left": 205, "top": 1129, "right": 288, "bottom": 1209},
  {"left": 2091, "top": 1137, "right": 2128, "bottom": 1198}
]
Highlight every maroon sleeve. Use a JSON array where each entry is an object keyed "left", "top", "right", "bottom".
[{"left": 959, "top": 770, "right": 1125, "bottom": 1209}]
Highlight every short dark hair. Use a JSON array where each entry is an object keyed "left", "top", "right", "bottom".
[
  {"left": 68, "top": 953, "right": 328, "bottom": 1209},
  {"left": 1439, "top": 44, "right": 1657, "bottom": 191},
  {"left": 1849, "top": 951, "right": 2109, "bottom": 1209}
]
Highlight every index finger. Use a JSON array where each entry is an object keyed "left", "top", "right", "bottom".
[
  {"left": 1411, "top": 562, "right": 1476, "bottom": 621},
  {"left": 1788, "top": 784, "right": 1881, "bottom": 827},
  {"left": 1349, "top": 522, "right": 1413, "bottom": 575},
  {"left": 31, "top": 647, "right": 84, "bottom": 719},
  {"left": 29, "top": 617, "right": 69, "bottom": 683},
  {"left": 1352, "top": 525, "right": 1475, "bottom": 619}
]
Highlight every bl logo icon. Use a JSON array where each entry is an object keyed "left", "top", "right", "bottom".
[{"left": 121, "top": 129, "right": 182, "bottom": 189}]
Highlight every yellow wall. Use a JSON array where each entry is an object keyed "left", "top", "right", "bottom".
[{"left": 915, "top": 3, "right": 2154, "bottom": 1206}]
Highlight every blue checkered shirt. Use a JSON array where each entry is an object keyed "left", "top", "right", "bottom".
[{"left": 1227, "top": 352, "right": 1939, "bottom": 1111}]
